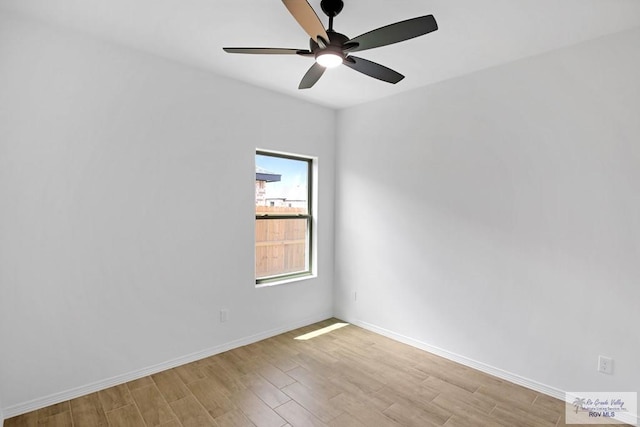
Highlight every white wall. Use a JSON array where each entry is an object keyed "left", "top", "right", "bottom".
[
  {"left": 0, "top": 12, "right": 335, "bottom": 415},
  {"left": 335, "top": 27, "right": 640, "bottom": 394}
]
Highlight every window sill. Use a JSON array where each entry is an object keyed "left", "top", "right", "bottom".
[{"left": 255, "top": 273, "right": 316, "bottom": 288}]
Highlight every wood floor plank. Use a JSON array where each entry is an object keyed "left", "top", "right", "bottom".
[
  {"left": 105, "top": 403, "right": 146, "bottom": 426},
  {"left": 443, "top": 402, "right": 516, "bottom": 427},
  {"left": 431, "top": 393, "right": 496, "bottom": 420},
  {"left": 281, "top": 382, "right": 344, "bottom": 423},
  {"left": 275, "top": 400, "right": 328, "bottom": 427},
  {"left": 517, "top": 395, "right": 563, "bottom": 425},
  {"left": 532, "top": 393, "right": 566, "bottom": 421},
  {"left": 375, "top": 364, "right": 431, "bottom": 389},
  {"left": 382, "top": 402, "right": 443, "bottom": 427},
  {"left": 286, "top": 365, "right": 343, "bottom": 398},
  {"left": 152, "top": 369, "right": 191, "bottom": 403},
  {"left": 426, "top": 376, "right": 496, "bottom": 414},
  {"left": 490, "top": 404, "right": 557, "bottom": 427},
  {"left": 69, "top": 392, "right": 108, "bottom": 426},
  {"left": 35, "top": 411, "right": 73, "bottom": 427},
  {"left": 290, "top": 350, "right": 337, "bottom": 376},
  {"left": 329, "top": 393, "right": 401, "bottom": 427},
  {"left": 169, "top": 395, "right": 218, "bottom": 427},
  {"left": 174, "top": 361, "right": 208, "bottom": 385},
  {"left": 3, "top": 411, "right": 38, "bottom": 427},
  {"left": 252, "top": 341, "right": 300, "bottom": 373},
  {"left": 315, "top": 346, "right": 386, "bottom": 397},
  {"left": 415, "top": 364, "right": 481, "bottom": 393},
  {"left": 372, "top": 383, "right": 440, "bottom": 413},
  {"left": 199, "top": 358, "right": 247, "bottom": 395},
  {"left": 254, "top": 362, "right": 296, "bottom": 389},
  {"left": 98, "top": 384, "right": 133, "bottom": 412},
  {"left": 36, "top": 402, "right": 70, "bottom": 419},
  {"left": 443, "top": 413, "right": 509, "bottom": 427},
  {"left": 475, "top": 382, "right": 538, "bottom": 410},
  {"left": 327, "top": 347, "right": 380, "bottom": 377},
  {"left": 351, "top": 390, "right": 396, "bottom": 413},
  {"left": 239, "top": 372, "right": 292, "bottom": 408},
  {"left": 327, "top": 412, "right": 367, "bottom": 427},
  {"left": 127, "top": 376, "right": 155, "bottom": 391},
  {"left": 216, "top": 351, "right": 254, "bottom": 377},
  {"left": 233, "top": 343, "right": 261, "bottom": 362},
  {"left": 230, "top": 388, "right": 287, "bottom": 427},
  {"left": 382, "top": 397, "right": 451, "bottom": 426},
  {"left": 214, "top": 409, "right": 256, "bottom": 427},
  {"left": 188, "top": 377, "right": 237, "bottom": 418},
  {"left": 447, "top": 365, "right": 505, "bottom": 388},
  {"left": 130, "top": 384, "right": 177, "bottom": 426}
]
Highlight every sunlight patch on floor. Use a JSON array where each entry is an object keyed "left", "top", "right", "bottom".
[{"left": 294, "top": 322, "right": 350, "bottom": 340}]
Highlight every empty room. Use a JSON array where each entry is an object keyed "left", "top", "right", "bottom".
[{"left": 1, "top": 0, "right": 639, "bottom": 426}]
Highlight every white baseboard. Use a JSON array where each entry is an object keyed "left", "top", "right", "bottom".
[
  {"left": 1, "top": 312, "right": 333, "bottom": 420},
  {"left": 352, "top": 319, "right": 638, "bottom": 427}
]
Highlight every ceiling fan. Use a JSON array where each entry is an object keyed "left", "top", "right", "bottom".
[{"left": 223, "top": 0, "right": 438, "bottom": 89}]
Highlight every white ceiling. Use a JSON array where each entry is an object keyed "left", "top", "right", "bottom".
[{"left": 2, "top": 0, "right": 640, "bottom": 109}]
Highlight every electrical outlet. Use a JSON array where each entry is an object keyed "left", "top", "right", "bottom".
[
  {"left": 598, "top": 355, "right": 613, "bottom": 374},
  {"left": 220, "top": 309, "right": 229, "bottom": 323}
]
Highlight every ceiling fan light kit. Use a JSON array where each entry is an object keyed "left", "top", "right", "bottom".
[
  {"left": 223, "top": 0, "right": 438, "bottom": 89},
  {"left": 316, "top": 50, "right": 343, "bottom": 68}
]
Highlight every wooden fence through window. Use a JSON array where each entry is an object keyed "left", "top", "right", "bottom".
[{"left": 255, "top": 206, "right": 308, "bottom": 279}]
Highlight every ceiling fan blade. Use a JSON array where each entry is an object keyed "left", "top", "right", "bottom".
[
  {"left": 347, "top": 15, "right": 438, "bottom": 52},
  {"left": 223, "top": 48, "right": 311, "bottom": 55},
  {"left": 282, "top": 0, "right": 329, "bottom": 43},
  {"left": 296, "top": 50, "right": 315, "bottom": 57},
  {"left": 344, "top": 56, "right": 404, "bottom": 84},
  {"left": 299, "top": 62, "right": 326, "bottom": 89}
]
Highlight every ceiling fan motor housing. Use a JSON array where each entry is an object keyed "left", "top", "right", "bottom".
[{"left": 310, "top": 29, "right": 349, "bottom": 53}]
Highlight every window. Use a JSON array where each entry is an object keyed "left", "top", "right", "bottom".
[{"left": 255, "top": 151, "right": 313, "bottom": 284}]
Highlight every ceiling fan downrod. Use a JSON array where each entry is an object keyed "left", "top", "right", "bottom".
[{"left": 321, "top": 0, "right": 344, "bottom": 30}]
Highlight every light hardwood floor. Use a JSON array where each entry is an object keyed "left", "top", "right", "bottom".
[{"left": 3, "top": 319, "right": 622, "bottom": 426}]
